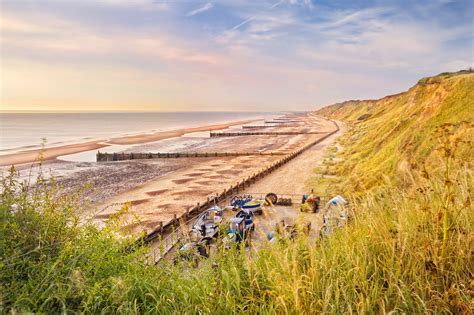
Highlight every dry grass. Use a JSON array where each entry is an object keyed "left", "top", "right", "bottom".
[{"left": 1, "top": 71, "right": 473, "bottom": 313}]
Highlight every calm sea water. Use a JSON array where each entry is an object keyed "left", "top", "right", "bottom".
[{"left": 0, "top": 112, "right": 277, "bottom": 153}]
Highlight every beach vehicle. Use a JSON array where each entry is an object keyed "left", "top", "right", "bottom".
[
  {"left": 224, "top": 210, "right": 255, "bottom": 247},
  {"left": 175, "top": 206, "right": 224, "bottom": 264},
  {"left": 320, "top": 195, "right": 349, "bottom": 237},
  {"left": 190, "top": 205, "right": 223, "bottom": 239}
]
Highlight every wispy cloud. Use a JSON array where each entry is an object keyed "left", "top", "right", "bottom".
[
  {"left": 228, "top": 0, "right": 285, "bottom": 31},
  {"left": 1, "top": 0, "right": 472, "bottom": 111},
  {"left": 230, "top": 16, "right": 255, "bottom": 31},
  {"left": 1, "top": 11, "right": 226, "bottom": 66},
  {"left": 186, "top": 2, "right": 214, "bottom": 17}
]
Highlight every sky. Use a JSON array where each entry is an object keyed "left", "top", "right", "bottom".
[{"left": 0, "top": 0, "right": 472, "bottom": 112}]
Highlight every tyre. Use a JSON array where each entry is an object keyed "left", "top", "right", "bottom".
[{"left": 265, "top": 193, "right": 278, "bottom": 205}]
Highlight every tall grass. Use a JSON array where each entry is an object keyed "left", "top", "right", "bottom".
[
  {"left": 1, "top": 72, "right": 473, "bottom": 313},
  {"left": 1, "top": 153, "right": 472, "bottom": 313}
]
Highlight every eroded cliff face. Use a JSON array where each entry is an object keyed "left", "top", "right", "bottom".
[{"left": 316, "top": 71, "right": 474, "bottom": 192}]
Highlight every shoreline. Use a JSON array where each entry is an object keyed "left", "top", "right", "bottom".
[
  {"left": 92, "top": 114, "right": 339, "bottom": 236},
  {"left": 0, "top": 119, "right": 258, "bottom": 167}
]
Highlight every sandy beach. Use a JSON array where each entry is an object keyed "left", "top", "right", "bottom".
[
  {"left": 0, "top": 119, "right": 257, "bottom": 167},
  {"left": 89, "top": 113, "right": 338, "bottom": 235},
  {"left": 1, "top": 113, "right": 339, "bottom": 237}
]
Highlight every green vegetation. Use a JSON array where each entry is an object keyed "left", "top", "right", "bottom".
[
  {"left": 315, "top": 70, "right": 474, "bottom": 194},
  {"left": 1, "top": 71, "right": 473, "bottom": 313}
]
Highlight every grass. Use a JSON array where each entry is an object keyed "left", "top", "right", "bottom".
[{"left": 1, "top": 71, "right": 473, "bottom": 313}]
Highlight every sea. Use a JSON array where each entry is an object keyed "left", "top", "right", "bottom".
[{"left": 0, "top": 112, "right": 279, "bottom": 155}]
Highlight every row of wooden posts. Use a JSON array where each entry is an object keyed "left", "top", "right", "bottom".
[
  {"left": 264, "top": 120, "right": 301, "bottom": 124},
  {"left": 139, "top": 119, "right": 340, "bottom": 245},
  {"left": 273, "top": 118, "right": 302, "bottom": 121},
  {"left": 209, "top": 131, "right": 325, "bottom": 137},
  {"left": 96, "top": 151, "right": 287, "bottom": 162},
  {"left": 242, "top": 125, "right": 292, "bottom": 129}
]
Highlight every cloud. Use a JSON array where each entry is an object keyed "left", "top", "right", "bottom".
[
  {"left": 0, "top": 11, "right": 227, "bottom": 67},
  {"left": 227, "top": 0, "right": 287, "bottom": 31},
  {"left": 1, "top": 0, "right": 472, "bottom": 111},
  {"left": 285, "top": 0, "right": 314, "bottom": 9},
  {"left": 186, "top": 2, "right": 214, "bottom": 17},
  {"left": 230, "top": 16, "right": 255, "bottom": 30},
  {"left": 321, "top": 7, "right": 390, "bottom": 29}
]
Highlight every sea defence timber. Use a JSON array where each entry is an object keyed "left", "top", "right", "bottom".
[
  {"left": 135, "top": 119, "right": 340, "bottom": 252},
  {"left": 96, "top": 151, "right": 287, "bottom": 161},
  {"left": 209, "top": 131, "right": 325, "bottom": 137},
  {"left": 242, "top": 125, "right": 293, "bottom": 129},
  {"left": 265, "top": 120, "right": 301, "bottom": 124}
]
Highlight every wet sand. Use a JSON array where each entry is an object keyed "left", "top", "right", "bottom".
[
  {"left": 90, "top": 114, "right": 338, "bottom": 235},
  {"left": 2, "top": 113, "right": 339, "bottom": 238},
  {"left": 0, "top": 119, "right": 257, "bottom": 167}
]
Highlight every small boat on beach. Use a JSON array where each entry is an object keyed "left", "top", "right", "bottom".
[
  {"left": 190, "top": 206, "right": 223, "bottom": 239},
  {"left": 241, "top": 200, "right": 264, "bottom": 215}
]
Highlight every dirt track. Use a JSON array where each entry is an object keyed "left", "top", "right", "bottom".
[{"left": 240, "top": 120, "right": 345, "bottom": 243}]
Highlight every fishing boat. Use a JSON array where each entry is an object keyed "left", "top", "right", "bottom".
[
  {"left": 241, "top": 200, "right": 264, "bottom": 215},
  {"left": 191, "top": 206, "right": 223, "bottom": 239}
]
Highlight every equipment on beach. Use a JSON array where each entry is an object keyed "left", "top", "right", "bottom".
[
  {"left": 241, "top": 200, "right": 263, "bottom": 215},
  {"left": 320, "top": 195, "right": 349, "bottom": 238},
  {"left": 174, "top": 237, "right": 213, "bottom": 266},
  {"left": 230, "top": 194, "right": 253, "bottom": 210},
  {"left": 276, "top": 197, "right": 292, "bottom": 206},
  {"left": 300, "top": 194, "right": 321, "bottom": 213},
  {"left": 275, "top": 218, "right": 311, "bottom": 240},
  {"left": 191, "top": 205, "right": 223, "bottom": 239},
  {"left": 230, "top": 194, "right": 264, "bottom": 215},
  {"left": 264, "top": 193, "right": 278, "bottom": 205},
  {"left": 175, "top": 206, "right": 224, "bottom": 264},
  {"left": 223, "top": 210, "right": 255, "bottom": 247}
]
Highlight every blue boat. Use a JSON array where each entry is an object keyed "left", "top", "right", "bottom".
[{"left": 241, "top": 200, "right": 263, "bottom": 215}]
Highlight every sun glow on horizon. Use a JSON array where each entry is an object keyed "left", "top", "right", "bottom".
[{"left": 1, "top": 0, "right": 472, "bottom": 112}]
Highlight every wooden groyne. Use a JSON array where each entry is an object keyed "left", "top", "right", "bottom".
[
  {"left": 138, "top": 119, "right": 340, "bottom": 254},
  {"left": 97, "top": 151, "right": 286, "bottom": 162},
  {"left": 243, "top": 125, "right": 275, "bottom": 129},
  {"left": 242, "top": 125, "right": 291, "bottom": 129},
  {"left": 265, "top": 120, "right": 301, "bottom": 124},
  {"left": 209, "top": 131, "right": 324, "bottom": 137},
  {"left": 274, "top": 118, "right": 301, "bottom": 121}
]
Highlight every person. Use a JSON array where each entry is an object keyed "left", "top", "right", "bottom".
[
  {"left": 300, "top": 194, "right": 308, "bottom": 211},
  {"left": 301, "top": 194, "right": 308, "bottom": 204},
  {"left": 267, "top": 232, "right": 275, "bottom": 242},
  {"left": 313, "top": 196, "right": 321, "bottom": 213}
]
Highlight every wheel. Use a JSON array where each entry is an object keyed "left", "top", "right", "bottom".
[{"left": 265, "top": 193, "right": 278, "bottom": 205}]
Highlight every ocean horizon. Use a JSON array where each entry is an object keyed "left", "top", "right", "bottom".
[{"left": 0, "top": 111, "right": 282, "bottom": 153}]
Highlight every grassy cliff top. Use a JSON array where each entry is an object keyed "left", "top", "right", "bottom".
[{"left": 315, "top": 70, "right": 473, "bottom": 193}]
